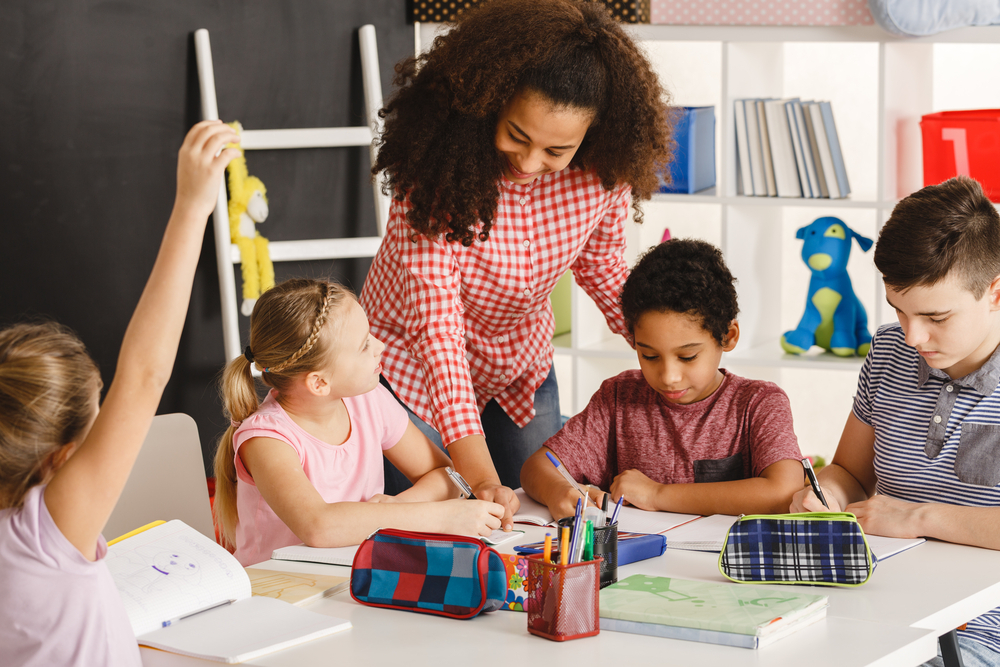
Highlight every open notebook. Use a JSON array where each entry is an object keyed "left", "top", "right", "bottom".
[
  {"left": 106, "top": 520, "right": 351, "bottom": 663},
  {"left": 512, "top": 488, "right": 700, "bottom": 534}
]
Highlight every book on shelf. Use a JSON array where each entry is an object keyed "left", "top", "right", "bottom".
[
  {"left": 806, "top": 101, "right": 842, "bottom": 198},
  {"left": 733, "top": 97, "right": 849, "bottom": 199},
  {"left": 820, "top": 100, "right": 851, "bottom": 197},
  {"left": 106, "top": 520, "right": 351, "bottom": 663},
  {"left": 733, "top": 99, "right": 754, "bottom": 196},
  {"left": 785, "top": 99, "right": 813, "bottom": 197},
  {"left": 763, "top": 98, "right": 802, "bottom": 198},
  {"left": 755, "top": 99, "right": 778, "bottom": 196},
  {"left": 743, "top": 100, "right": 767, "bottom": 196},
  {"left": 790, "top": 99, "right": 821, "bottom": 198},
  {"left": 600, "top": 574, "right": 828, "bottom": 649}
]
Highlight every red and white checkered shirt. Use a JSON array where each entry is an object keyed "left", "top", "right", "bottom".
[{"left": 359, "top": 167, "right": 631, "bottom": 446}]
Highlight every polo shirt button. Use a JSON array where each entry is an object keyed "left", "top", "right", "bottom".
[
  {"left": 933, "top": 415, "right": 942, "bottom": 424},
  {"left": 946, "top": 385, "right": 954, "bottom": 392},
  {"left": 519, "top": 197, "right": 526, "bottom": 205}
]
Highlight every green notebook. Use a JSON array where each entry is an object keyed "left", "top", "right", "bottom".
[{"left": 599, "top": 575, "right": 828, "bottom": 649}]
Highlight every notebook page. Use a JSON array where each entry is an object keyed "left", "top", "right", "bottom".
[
  {"left": 270, "top": 543, "right": 359, "bottom": 566},
  {"left": 616, "top": 507, "right": 700, "bottom": 535},
  {"left": 137, "top": 595, "right": 352, "bottom": 662},
  {"left": 106, "top": 520, "right": 251, "bottom": 636},
  {"left": 663, "top": 514, "right": 739, "bottom": 551},
  {"left": 512, "top": 488, "right": 555, "bottom": 526}
]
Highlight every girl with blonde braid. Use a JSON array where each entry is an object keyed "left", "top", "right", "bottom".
[{"left": 213, "top": 278, "right": 504, "bottom": 566}]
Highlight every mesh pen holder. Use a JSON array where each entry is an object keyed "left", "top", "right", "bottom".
[
  {"left": 525, "top": 555, "right": 601, "bottom": 641},
  {"left": 557, "top": 516, "right": 618, "bottom": 589},
  {"left": 592, "top": 523, "right": 618, "bottom": 588}
]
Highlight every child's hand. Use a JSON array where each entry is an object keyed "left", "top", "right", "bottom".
[
  {"left": 610, "top": 469, "right": 662, "bottom": 512},
  {"left": 438, "top": 498, "right": 504, "bottom": 537},
  {"left": 174, "top": 120, "right": 241, "bottom": 221},
  {"left": 549, "top": 485, "right": 604, "bottom": 521},
  {"left": 845, "top": 495, "right": 922, "bottom": 538},
  {"left": 789, "top": 485, "right": 843, "bottom": 513}
]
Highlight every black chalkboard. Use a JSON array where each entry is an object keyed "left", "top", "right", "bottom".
[{"left": 0, "top": 1, "right": 413, "bottom": 474}]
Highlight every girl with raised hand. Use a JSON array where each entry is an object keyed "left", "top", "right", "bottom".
[
  {"left": 213, "top": 278, "right": 504, "bottom": 567},
  {"left": 0, "top": 120, "right": 240, "bottom": 667}
]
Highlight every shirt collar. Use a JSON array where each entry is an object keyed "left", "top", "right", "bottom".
[{"left": 917, "top": 343, "right": 1000, "bottom": 396}]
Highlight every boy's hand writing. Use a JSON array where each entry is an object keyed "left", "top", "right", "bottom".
[
  {"left": 610, "top": 469, "right": 662, "bottom": 512},
  {"left": 174, "top": 120, "right": 241, "bottom": 221},
  {"left": 472, "top": 482, "right": 519, "bottom": 531},
  {"left": 789, "top": 485, "right": 844, "bottom": 513}
]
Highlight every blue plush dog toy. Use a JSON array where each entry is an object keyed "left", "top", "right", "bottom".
[{"left": 781, "top": 216, "right": 873, "bottom": 357}]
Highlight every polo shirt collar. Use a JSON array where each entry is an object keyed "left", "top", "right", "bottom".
[{"left": 917, "top": 342, "right": 1000, "bottom": 396}]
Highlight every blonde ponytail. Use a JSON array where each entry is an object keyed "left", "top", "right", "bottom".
[{"left": 213, "top": 278, "right": 351, "bottom": 548}]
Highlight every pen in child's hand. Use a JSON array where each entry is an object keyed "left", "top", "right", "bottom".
[
  {"left": 545, "top": 451, "right": 588, "bottom": 501},
  {"left": 801, "top": 458, "right": 830, "bottom": 509},
  {"left": 445, "top": 466, "right": 477, "bottom": 500}
]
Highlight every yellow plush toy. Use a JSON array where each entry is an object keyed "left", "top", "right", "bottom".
[{"left": 226, "top": 121, "right": 274, "bottom": 316}]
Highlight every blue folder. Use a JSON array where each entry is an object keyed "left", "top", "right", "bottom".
[{"left": 514, "top": 530, "right": 666, "bottom": 565}]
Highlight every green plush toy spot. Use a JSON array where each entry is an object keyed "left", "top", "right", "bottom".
[
  {"left": 808, "top": 253, "right": 833, "bottom": 271},
  {"left": 780, "top": 335, "right": 807, "bottom": 355},
  {"left": 811, "top": 287, "right": 842, "bottom": 350}
]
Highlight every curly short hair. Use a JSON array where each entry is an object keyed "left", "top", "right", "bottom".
[
  {"left": 620, "top": 239, "right": 739, "bottom": 345},
  {"left": 373, "top": 0, "right": 673, "bottom": 247}
]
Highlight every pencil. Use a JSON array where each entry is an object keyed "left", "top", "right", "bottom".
[
  {"left": 542, "top": 532, "right": 553, "bottom": 563},
  {"left": 559, "top": 526, "right": 570, "bottom": 566}
]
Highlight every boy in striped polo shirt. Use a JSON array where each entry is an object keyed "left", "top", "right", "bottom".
[{"left": 792, "top": 176, "right": 1000, "bottom": 667}]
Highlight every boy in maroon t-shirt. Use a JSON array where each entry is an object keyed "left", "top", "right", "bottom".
[{"left": 521, "top": 239, "right": 804, "bottom": 520}]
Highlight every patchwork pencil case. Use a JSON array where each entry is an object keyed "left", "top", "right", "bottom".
[
  {"left": 350, "top": 528, "right": 508, "bottom": 619},
  {"left": 718, "top": 512, "right": 877, "bottom": 587}
]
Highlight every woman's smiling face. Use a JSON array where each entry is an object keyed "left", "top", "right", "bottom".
[{"left": 494, "top": 89, "right": 593, "bottom": 184}]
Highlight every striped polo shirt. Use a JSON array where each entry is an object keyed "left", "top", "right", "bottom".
[{"left": 854, "top": 323, "right": 1000, "bottom": 653}]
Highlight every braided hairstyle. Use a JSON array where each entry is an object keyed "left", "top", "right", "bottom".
[
  {"left": 213, "top": 278, "right": 351, "bottom": 547},
  {"left": 373, "top": 0, "right": 673, "bottom": 247}
]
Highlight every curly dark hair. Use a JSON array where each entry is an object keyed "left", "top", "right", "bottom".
[
  {"left": 373, "top": 0, "right": 673, "bottom": 247},
  {"left": 620, "top": 239, "right": 739, "bottom": 345}
]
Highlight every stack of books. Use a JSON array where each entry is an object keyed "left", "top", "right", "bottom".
[{"left": 734, "top": 98, "right": 850, "bottom": 199}]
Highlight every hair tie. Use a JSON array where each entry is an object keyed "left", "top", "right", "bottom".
[
  {"left": 230, "top": 419, "right": 241, "bottom": 428},
  {"left": 243, "top": 346, "right": 254, "bottom": 363}
]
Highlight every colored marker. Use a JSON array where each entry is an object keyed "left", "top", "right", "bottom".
[{"left": 559, "top": 526, "right": 570, "bottom": 565}]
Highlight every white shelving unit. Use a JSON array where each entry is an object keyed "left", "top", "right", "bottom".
[{"left": 417, "top": 22, "right": 1000, "bottom": 460}]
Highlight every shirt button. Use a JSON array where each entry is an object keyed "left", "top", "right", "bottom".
[
  {"left": 946, "top": 385, "right": 954, "bottom": 392},
  {"left": 519, "top": 197, "right": 526, "bottom": 206},
  {"left": 499, "top": 373, "right": 507, "bottom": 381},
  {"left": 523, "top": 288, "right": 531, "bottom": 296},
  {"left": 523, "top": 239, "right": 530, "bottom": 248},
  {"left": 933, "top": 415, "right": 942, "bottom": 424},
  {"left": 497, "top": 335, "right": 505, "bottom": 343}
]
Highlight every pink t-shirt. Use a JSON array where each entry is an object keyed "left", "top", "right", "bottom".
[
  {"left": 547, "top": 369, "right": 802, "bottom": 489},
  {"left": 0, "top": 485, "right": 140, "bottom": 667},
  {"left": 232, "top": 385, "right": 409, "bottom": 566}
]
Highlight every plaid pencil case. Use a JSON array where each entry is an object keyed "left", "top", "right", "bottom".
[
  {"left": 718, "top": 512, "right": 878, "bottom": 587},
  {"left": 350, "top": 528, "right": 508, "bottom": 619}
]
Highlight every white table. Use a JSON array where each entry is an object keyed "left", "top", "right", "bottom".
[{"left": 140, "top": 525, "right": 1000, "bottom": 667}]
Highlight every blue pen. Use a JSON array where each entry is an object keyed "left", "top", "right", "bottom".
[
  {"left": 567, "top": 497, "right": 583, "bottom": 564},
  {"left": 545, "top": 451, "right": 588, "bottom": 500},
  {"left": 609, "top": 494, "right": 625, "bottom": 525}
]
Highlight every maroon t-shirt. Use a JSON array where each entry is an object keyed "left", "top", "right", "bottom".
[{"left": 547, "top": 369, "right": 802, "bottom": 489}]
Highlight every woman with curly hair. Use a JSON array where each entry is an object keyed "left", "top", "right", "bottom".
[{"left": 358, "top": 0, "right": 673, "bottom": 527}]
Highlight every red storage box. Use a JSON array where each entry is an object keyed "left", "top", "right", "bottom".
[{"left": 921, "top": 110, "right": 1000, "bottom": 201}]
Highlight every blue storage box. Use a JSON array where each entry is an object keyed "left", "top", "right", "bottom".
[{"left": 659, "top": 106, "right": 716, "bottom": 194}]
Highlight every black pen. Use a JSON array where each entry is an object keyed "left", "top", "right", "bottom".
[{"left": 801, "top": 458, "right": 830, "bottom": 509}]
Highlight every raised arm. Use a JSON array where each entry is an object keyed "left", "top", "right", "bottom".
[{"left": 45, "top": 121, "right": 240, "bottom": 559}]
